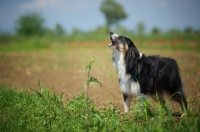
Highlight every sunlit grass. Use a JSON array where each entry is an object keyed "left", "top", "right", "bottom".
[{"left": 0, "top": 83, "right": 199, "bottom": 132}]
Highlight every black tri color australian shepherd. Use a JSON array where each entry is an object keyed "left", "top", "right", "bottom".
[{"left": 108, "top": 32, "right": 187, "bottom": 113}]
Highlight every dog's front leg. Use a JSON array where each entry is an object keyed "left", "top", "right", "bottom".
[{"left": 123, "top": 93, "right": 132, "bottom": 112}]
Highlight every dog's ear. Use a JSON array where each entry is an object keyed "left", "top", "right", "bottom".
[
  {"left": 124, "top": 37, "right": 135, "bottom": 48},
  {"left": 124, "top": 36, "right": 140, "bottom": 61},
  {"left": 125, "top": 47, "right": 140, "bottom": 74}
]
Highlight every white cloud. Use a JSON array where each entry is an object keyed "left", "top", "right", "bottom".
[
  {"left": 20, "top": 0, "right": 100, "bottom": 12},
  {"left": 20, "top": 0, "right": 57, "bottom": 9}
]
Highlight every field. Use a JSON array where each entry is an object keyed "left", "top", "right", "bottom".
[{"left": 0, "top": 39, "right": 200, "bottom": 131}]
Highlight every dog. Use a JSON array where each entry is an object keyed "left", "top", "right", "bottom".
[{"left": 107, "top": 32, "right": 187, "bottom": 113}]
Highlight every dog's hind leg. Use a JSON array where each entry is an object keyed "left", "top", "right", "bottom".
[
  {"left": 171, "top": 89, "right": 187, "bottom": 110},
  {"left": 123, "top": 93, "right": 132, "bottom": 112},
  {"left": 168, "top": 72, "right": 187, "bottom": 111},
  {"left": 151, "top": 91, "right": 166, "bottom": 106}
]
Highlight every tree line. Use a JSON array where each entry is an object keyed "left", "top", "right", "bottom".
[{"left": 0, "top": 0, "right": 199, "bottom": 37}]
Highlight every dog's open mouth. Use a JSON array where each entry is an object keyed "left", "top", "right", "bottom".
[{"left": 108, "top": 37, "right": 117, "bottom": 48}]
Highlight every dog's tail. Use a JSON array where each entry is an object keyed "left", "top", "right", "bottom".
[
  {"left": 171, "top": 88, "right": 187, "bottom": 110},
  {"left": 169, "top": 75, "right": 187, "bottom": 110}
]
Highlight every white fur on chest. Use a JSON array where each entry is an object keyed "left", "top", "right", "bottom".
[{"left": 112, "top": 50, "right": 141, "bottom": 96}]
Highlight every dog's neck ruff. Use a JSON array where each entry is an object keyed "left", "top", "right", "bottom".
[
  {"left": 112, "top": 49, "right": 142, "bottom": 96},
  {"left": 113, "top": 50, "right": 143, "bottom": 76},
  {"left": 112, "top": 49, "right": 125, "bottom": 75}
]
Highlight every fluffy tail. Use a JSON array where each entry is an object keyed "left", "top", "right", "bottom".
[{"left": 171, "top": 88, "right": 187, "bottom": 110}]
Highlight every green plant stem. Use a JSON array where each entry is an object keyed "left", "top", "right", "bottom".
[{"left": 86, "top": 68, "right": 90, "bottom": 132}]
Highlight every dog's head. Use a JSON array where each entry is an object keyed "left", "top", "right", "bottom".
[
  {"left": 108, "top": 32, "right": 140, "bottom": 58},
  {"left": 108, "top": 32, "right": 141, "bottom": 74}
]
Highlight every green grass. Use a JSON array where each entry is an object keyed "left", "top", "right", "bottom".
[
  {"left": 0, "top": 39, "right": 199, "bottom": 52},
  {"left": 0, "top": 39, "right": 49, "bottom": 52},
  {"left": 0, "top": 83, "right": 199, "bottom": 132},
  {"left": 0, "top": 32, "right": 200, "bottom": 52},
  {"left": 1, "top": 32, "right": 200, "bottom": 50}
]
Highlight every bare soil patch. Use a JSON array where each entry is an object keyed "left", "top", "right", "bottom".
[{"left": 0, "top": 42, "right": 200, "bottom": 111}]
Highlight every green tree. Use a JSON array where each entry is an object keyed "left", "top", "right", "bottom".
[
  {"left": 166, "top": 28, "right": 182, "bottom": 35},
  {"left": 15, "top": 12, "right": 45, "bottom": 36},
  {"left": 151, "top": 27, "right": 162, "bottom": 35},
  {"left": 184, "top": 26, "right": 193, "bottom": 34},
  {"left": 71, "top": 28, "right": 84, "bottom": 36},
  {"left": 44, "top": 28, "right": 55, "bottom": 36},
  {"left": 100, "top": 0, "right": 127, "bottom": 32},
  {"left": 55, "top": 23, "right": 65, "bottom": 36},
  {"left": 137, "top": 22, "right": 145, "bottom": 36}
]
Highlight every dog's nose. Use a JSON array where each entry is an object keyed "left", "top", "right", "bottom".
[{"left": 110, "top": 32, "right": 114, "bottom": 36}]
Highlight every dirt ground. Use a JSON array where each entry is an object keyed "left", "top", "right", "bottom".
[{"left": 0, "top": 42, "right": 200, "bottom": 111}]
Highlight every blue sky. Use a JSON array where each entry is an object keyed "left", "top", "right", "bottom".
[{"left": 0, "top": 0, "right": 200, "bottom": 33}]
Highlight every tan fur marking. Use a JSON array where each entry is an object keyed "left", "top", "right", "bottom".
[
  {"left": 125, "top": 44, "right": 128, "bottom": 53},
  {"left": 117, "top": 40, "right": 129, "bottom": 55}
]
